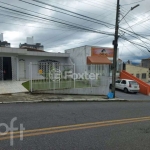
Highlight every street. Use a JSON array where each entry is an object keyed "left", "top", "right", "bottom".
[
  {"left": 115, "top": 89, "right": 150, "bottom": 100},
  {"left": 0, "top": 102, "right": 150, "bottom": 150}
]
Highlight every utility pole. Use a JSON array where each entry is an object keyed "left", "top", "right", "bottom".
[{"left": 112, "top": 0, "right": 120, "bottom": 98}]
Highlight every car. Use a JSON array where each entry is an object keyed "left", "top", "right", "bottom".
[{"left": 109, "top": 79, "right": 140, "bottom": 93}]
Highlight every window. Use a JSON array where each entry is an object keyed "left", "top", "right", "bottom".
[
  {"left": 115, "top": 80, "right": 121, "bottom": 83},
  {"left": 121, "top": 80, "right": 126, "bottom": 84},
  {"left": 129, "top": 81, "right": 138, "bottom": 85},
  {"left": 88, "top": 65, "right": 91, "bottom": 71},
  {"left": 136, "top": 74, "right": 140, "bottom": 78},
  {"left": 142, "top": 73, "right": 146, "bottom": 79}
]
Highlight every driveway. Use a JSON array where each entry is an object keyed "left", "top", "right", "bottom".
[
  {"left": 115, "top": 89, "right": 150, "bottom": 100},
  {"left": 0, "top": 81, "right": 28, "bottom": 94}
]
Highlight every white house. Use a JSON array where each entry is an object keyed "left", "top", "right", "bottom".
[{"left": 0, "top": 47, "right": 70, "bottom": 81}]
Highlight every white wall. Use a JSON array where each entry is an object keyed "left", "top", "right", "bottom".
[
  {"left": 65, "top": 45, "right": 91, "bottom": 73},
  {"left": 18, "top": 55, "right": 69, "bottom": 80},
  {"left": 27, "top": 37, "right": 34, "bottom": 44}
]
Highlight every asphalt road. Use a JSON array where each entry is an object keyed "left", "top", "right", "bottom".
[
  {"left": 115, "top": 89, "right": 150, "bottom": 100},
  {"left": 1, "top": 102, "right": 150, "bottom": 150}
]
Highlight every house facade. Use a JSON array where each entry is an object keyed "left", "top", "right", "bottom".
[
  {"left": 0, "top": 47, "right": 70, "bottom": 81},
  {"left": 65, "top": 45, "right": 114, "bottom": 76},
  {"left": 125, "top": 64, "right": 149, "bottom": 82}
]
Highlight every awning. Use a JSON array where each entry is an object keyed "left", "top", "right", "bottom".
[{"left": 87, "top": 55, "right": 112, "bottom": 64}]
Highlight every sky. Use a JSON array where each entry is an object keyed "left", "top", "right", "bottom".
[{"left": 0, "top": 0, "right": 150, "bottom": 64}]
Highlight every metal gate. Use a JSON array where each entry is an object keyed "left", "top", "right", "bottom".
[
  {"left": 29, "top": 62, "right": 110, "bottom": 95},
  {"left": 29, "top": 62, "right": 75, "bottom": 92}
]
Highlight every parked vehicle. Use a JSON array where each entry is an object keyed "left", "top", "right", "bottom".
[{"left": 110, "top": 79, "right": 140, "bottom": 93}]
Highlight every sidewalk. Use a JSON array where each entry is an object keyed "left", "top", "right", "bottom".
[
  {"left": 0, "top": 93, "right": 125, "bottom": 104},
  {"left": 0, "top": 81, "right": 28, "bottom": 94}
]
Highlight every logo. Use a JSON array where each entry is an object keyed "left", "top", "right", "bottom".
[{"left": 0, "top": 117, "right": 25, "bottom": 146}]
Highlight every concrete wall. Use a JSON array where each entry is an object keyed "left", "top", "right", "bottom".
[
  {"left": 65, "top": 46, "right": 111, "bottom": 77},
  {"left": 41, "top": 86, "right": 109, "bottom": 95},
  {"left": 141, "top": 59, "right": 150, "bottom": 68},
  {"left": 65, "top": 46, "right": 91, "bottom": 73},
  {"left": 126, "top": 64, "right": 149, "bottom": 82}
]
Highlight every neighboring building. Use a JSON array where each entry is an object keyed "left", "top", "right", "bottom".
[
  {"left": 126, "top": 60, "right": 132, "bottom": 65},
  {"left": 125, "top": 64, "right": 149, "bottom": 82},
  {"left": 141, "top": 58, "right": 150, "bottom": 77},
  {"left": 141, "top": 58, "right": 150, "bottom": 68},
  {"left": 117, "top": 58, "right": 123, "bottom": 72},
  {"left": 65, "top": 45, "right": 114, "bottom": 77},
  {"left": 19, "top": 37, "right": 44, "bottom": 51},
  {"left": 0, "top": 33, "right": 10, "bottom": 47}
]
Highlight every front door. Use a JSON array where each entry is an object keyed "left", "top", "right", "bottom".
[
  {"left": 3, "top": 57, "right": 12, "bottom": 80},
  {"left": 19, "top": 60, "right": 25, "bottom": 79}
]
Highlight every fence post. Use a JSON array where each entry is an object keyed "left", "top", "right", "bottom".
[
  {"left": 53, "top": 62, "right": 55, "bottom": 93},
  {"left": 49, "top": 64, "right": 50, "bottom": 89},
  {"left": 74, "top": 63, "right": 75, "bottom": 88},
  {"left": 91, "top": 65, "right": 92, "bottom": 87},
  {"left": 30, "top": 62, "right": 32, "bottom": 92},
  {"left": 59, "top": 64, "right": 60, "bottom": 88}
]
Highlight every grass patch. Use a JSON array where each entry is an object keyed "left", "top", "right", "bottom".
[
  {"left": 22, "top": 81, "right": 30, "bottom": 90},
  {"left": 22, "top": 80, "right": 100, "bottom": 91}
]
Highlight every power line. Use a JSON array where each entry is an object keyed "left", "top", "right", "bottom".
[
  {"left": 20, "top": 0, "right": 146, "bottom": 39},
  {"left": 0, "top": 12, "right": 88, "bottom": 32},
  {"left": 45, "top": 35, "right": 110, "bottom": 50},
  {"left": 120, "top": 5, "right": 150, "bottom": 34},
  {"left": 121, "top": 0, "right": 145, "bottom": 6},
  {"left": 0, "top": 1, "right": 108, "bottom": 31},
  {"left": 119, "top": 28, "right": 150, "bottom": 42},
  {"left": 0, "top": 5, "right": 114, "bottom": 35},
  {"left": 120, "top": 13, "right": 150, "bottom": 50},
  {"left": 75, "top": 0, "right": 116, "bottom": 11},
  {"left": 119, "top": 38, "right": 146, "bottom": 59},
  {"left": 19, "top": 0, "right": 115, "bottom": 28},
  {"left": 120, "top": 36, "right": 150, "bottom": 54}
]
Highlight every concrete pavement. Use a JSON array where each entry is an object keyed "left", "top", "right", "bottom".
[
  {"left": 0, "top": 93, "right": 125, "bottom": 104},
  {"left": 0, "top": 81, "right": 28, "bottom": 94},
  {"left": 0, "top": 89, "right": 149, "bottom": 104}
]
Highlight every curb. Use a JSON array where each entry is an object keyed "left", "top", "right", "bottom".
[{"left": 0, "top": 99, "right": 127, "bottom": 104}]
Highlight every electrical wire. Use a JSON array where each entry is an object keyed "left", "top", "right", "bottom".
[
  {"left": 19, "top": 0, "right": 115, "bottom": 28},
  {"left": 120, "top": 13, "right": 150, "bottom": 50},
  {"left": 119, "top": 38, "right": 144, "bottom": 59},
  {"left": 0, "top": 2, "right": 111, "bottom": 31},
  {"left": 121, "top": 0, "right": 145, "bottom": 6},
  {"left": 0, "top": 5, "right": 114, "bottom": 36},
  {"left": 120, "top": 36, "right": 150, "bottom": 54}
]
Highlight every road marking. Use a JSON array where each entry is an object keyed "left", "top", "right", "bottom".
[
  {"left": 5, "top": 116, "right": 150, "bottom": 135},
  {"left": 0, "top": 116, "right": 150, "bottom": 141}
]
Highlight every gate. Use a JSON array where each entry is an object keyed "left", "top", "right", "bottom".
[
  {"left": 29, "top": 62, "right": 75, "bottom": 92},
  {"left": 29, "top": 62, "right": 110, "bottom": 95}
]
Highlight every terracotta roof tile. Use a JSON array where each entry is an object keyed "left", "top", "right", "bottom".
[{"left": 87, "top": 55, "right": 112, "bottom": 64}]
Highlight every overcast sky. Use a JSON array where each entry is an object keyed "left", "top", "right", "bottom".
[{"left": 0, "top": 0, "right": 150, "bottom": 63}]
